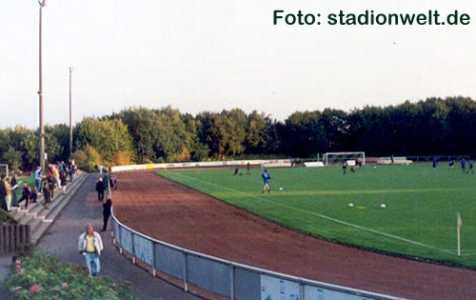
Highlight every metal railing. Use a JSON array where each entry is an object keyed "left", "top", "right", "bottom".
[{"left": 111, "top": 211, "right": 404, "bottom": 300}]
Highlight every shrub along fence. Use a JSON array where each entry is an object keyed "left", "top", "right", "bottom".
[{"left": 0, "top": 224, "right": 31, "bottom": 256}]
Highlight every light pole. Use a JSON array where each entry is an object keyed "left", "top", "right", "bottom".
[
  {"left": 38, "top": 0, "right": 47, "bottom": 172},
  {"left": 69, "top": 66, "right": 73, "bottom": 158}
]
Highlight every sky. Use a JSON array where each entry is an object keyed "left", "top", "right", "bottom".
[{"left": 1, "top": 0, "right": 475, "bottom": 128}]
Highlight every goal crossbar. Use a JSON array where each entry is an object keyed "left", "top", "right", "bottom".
[{"left": 323, "top": 152, "right": 366, "bottom": 166}]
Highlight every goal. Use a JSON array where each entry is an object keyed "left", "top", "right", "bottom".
[
  {"left": 323, "top": 152, "right": 366, "bottom": 166},
  {"left": 0, "top": 164, "right": 8, "bottom": 178}
]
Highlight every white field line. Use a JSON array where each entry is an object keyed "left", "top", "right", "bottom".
[
  {"left": 210, "top": 188, "right": 469, "bottom": 198},
  {"left": 168, "top": 172, "right": 457, "bottom": 256}
]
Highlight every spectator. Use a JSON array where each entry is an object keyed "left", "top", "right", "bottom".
[
  {"left": 102, "top": 198, "right": 112, "bottom": 232},
  {"left": 34, "top": 166, "right": 42, "bottom": 193},
  {"left": 42, "top": 182, "right": 52, "bottom": 209},
  {"left": 60, "top": 168, "right": 67, "bottom": 191},
  {"left": 103, "top": 171, "right": 111, "bottom": 196},
  {"left": 10, "top": 173, "right": 19, "bottom": 208},
  {"left": 19, "top": 183, "right": 32, "bottom": 209},
  {"left": 30, "top": 187, "right": 38, "bottom": 204},
  {"left": 51, "top": 164, "right": 62, "bottom": 191},
  {"left": 78, "top": 224, "right": 104, "bottom": 277},
  {"left": 96, "top": 177, "right": 105, "bottom": 202},
  {"left": 10, "top": 173, "right": 18, "bottom": 188},
  {"left": 0, "top": 176, "right": 7, "bottom": 211},
  {"left": 4, "top": 177, "right": 12, "bottom": 211}
]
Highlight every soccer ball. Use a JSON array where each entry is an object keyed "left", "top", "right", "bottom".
[
  {"left": 279, "top": 187, "right": 284, "bottom": 191},
  {"left": 380, "top": 203, "right": 386, "bottom": 208},
  {"left": 348, "top": 203, "right": 354, "bottom": 208}
]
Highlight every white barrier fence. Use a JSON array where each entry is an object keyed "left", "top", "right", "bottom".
[
  {"left": 111, "top": 159, "right": 293, "bottom": 173},
  {"left": 111, "top": 212, "right": 404, "bottom": 300}
]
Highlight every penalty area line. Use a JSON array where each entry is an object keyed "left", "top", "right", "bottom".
[{"left": 168, "top": 173, "right": 456, "bottom": 256}]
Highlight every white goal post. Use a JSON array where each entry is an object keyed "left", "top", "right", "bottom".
[
  {"left": 323, "top": 152, "right": 366, "bottom": 166},
  {"left": 0, "top": 164, "right": 9, "bottom": 178}
]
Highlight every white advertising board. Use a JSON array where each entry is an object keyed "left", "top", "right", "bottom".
[
  {"left": 305, "top": 285, "right": 372, "bottom": 300},
  {"left": 304, "top": 162, "right": 325, "bottom": 168},
  {"left": 261, "top": 275, "right": 300, "bottom": 300},
  {"left": 112, "top": 159, "right": 293, "bottom": 172}
]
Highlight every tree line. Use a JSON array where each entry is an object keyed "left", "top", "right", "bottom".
[{"left": 1, "top": 96, "right": 475, "bottom": 171}]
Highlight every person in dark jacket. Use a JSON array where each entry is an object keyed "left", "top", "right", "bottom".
[
  {"left": 47, "top": 175, "right": 56, "bottom": 199},
  {"left": 0, "top": 176, "right": 7, "bottom": 211},
  {"left": 96, "top": 177, "right": 105, "bottom": 202},
  {"left": 43, "top": 182, "right": 52, "bottom": 209},
  {"left": 102, "top": 198, "right": 112, "bottom": 232},
  {"left": 19, "top": 184, "right": 32, "bottom": 209}
]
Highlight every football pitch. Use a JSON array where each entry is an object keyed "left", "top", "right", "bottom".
[{"left": 160, "top": 164, "right": 476, "bottom": 268}]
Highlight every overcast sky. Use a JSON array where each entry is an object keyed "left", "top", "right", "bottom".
[{"left": 1, "top": 0, "right": 475, "bottom": 128}]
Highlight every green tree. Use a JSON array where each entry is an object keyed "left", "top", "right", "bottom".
[
  {"left": 76, "top": 118, "right": 134, "bottom": 164},
  {"left": 3, "top": 147, "right": 22, "bottom": 172}
]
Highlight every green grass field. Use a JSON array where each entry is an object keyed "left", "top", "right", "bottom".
[{"left": 160, "top": 164, "right": 476, "bottom": 268}]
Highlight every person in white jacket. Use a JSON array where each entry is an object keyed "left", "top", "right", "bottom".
[{"left": 78, "top": 224, "right": 104, "bottom": 277}]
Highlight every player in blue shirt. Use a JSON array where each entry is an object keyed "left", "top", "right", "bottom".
[{"left": 261, "top": 169, "right": 271, "bottom": 193}]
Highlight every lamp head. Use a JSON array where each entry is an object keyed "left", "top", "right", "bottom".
[{"left": 38, "top": 0, "right": 47, "bottom": 7}]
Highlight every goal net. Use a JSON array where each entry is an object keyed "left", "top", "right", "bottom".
[
  {"left": 323, "top": 152, "right": 366, "bottom": 166},
  {"left": 0, "top": 164, "right": 8, "bottom": 178}
]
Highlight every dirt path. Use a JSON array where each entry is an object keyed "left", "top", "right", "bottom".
[{"left": 114, "top": 171, "right": 476, "bottom": 300}]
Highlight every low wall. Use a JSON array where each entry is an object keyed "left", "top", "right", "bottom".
[
  {"left": 111, "top": 212, "right": 403, "bottom": 300},
  {"left": 111, "top": 159, "right": 293, "bottom": 173}
]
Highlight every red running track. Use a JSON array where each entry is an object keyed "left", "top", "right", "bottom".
[{"left": 113, "top": 171, "right": 476, "bottom": 300}]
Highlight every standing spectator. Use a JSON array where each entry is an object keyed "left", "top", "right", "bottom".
[
  {"left": 34, "top": 166, "right": 42, "bottom": 193},
  {"left": 30, "top": 187, "right": 38, "bottom": 205},
  {"left": 103, "top": 171, "right": 111, "bottom": 197},
  {"left": 19, "top": 184, "right": 32, "bottom": 209},
  {"left": 10, "top": 173, "right": 18, "bottom": 188},
  {"left": 4, "top": 177, "right": 12, "bottom": 211},
  {"left": 46, "top": 174, "right": 56, "bottom": 200},
  {"left": 78, "top": 224, "right": 104, "bottom": 277},
  {"left": 0, "top": 176, "right": 7, "bottom": 211},
  {"left": 52, "top": 165, "right": 62, "bottom": 191},
  {"left": 42, "top": 182, "right": 52, "bottom": 209},
  {"left": 10, "top": 174, "right": 19, "bottom": 207},
  {"left": 60, "top": 168, "right": 67, "bottom": 191},
  {"left": 96, "top": 177, "right": 105, "bottom": 202},
  {"left": 71, "top": 160, "right": 77, "bottom": 175},
  {"left": 102, "top": 199, "right": 112, "bottom": 231}
]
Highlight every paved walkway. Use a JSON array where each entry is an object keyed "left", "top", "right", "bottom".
[
  {"left": 0, "top": 256, "right": 14, "bottom": 300},
  {"left": 38, "top": 174, "right": 199, "bottom": 300}
]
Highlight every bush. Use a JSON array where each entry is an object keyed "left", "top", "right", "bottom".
[
  {"left": 111, "top": 151, "right": 132, "bottom": 166},
  {"left": 72, "top": 145, "right": 102, "bottom": 172},
  {"left": 5, "top": 252, "right": 134, "bottom": 300}
]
